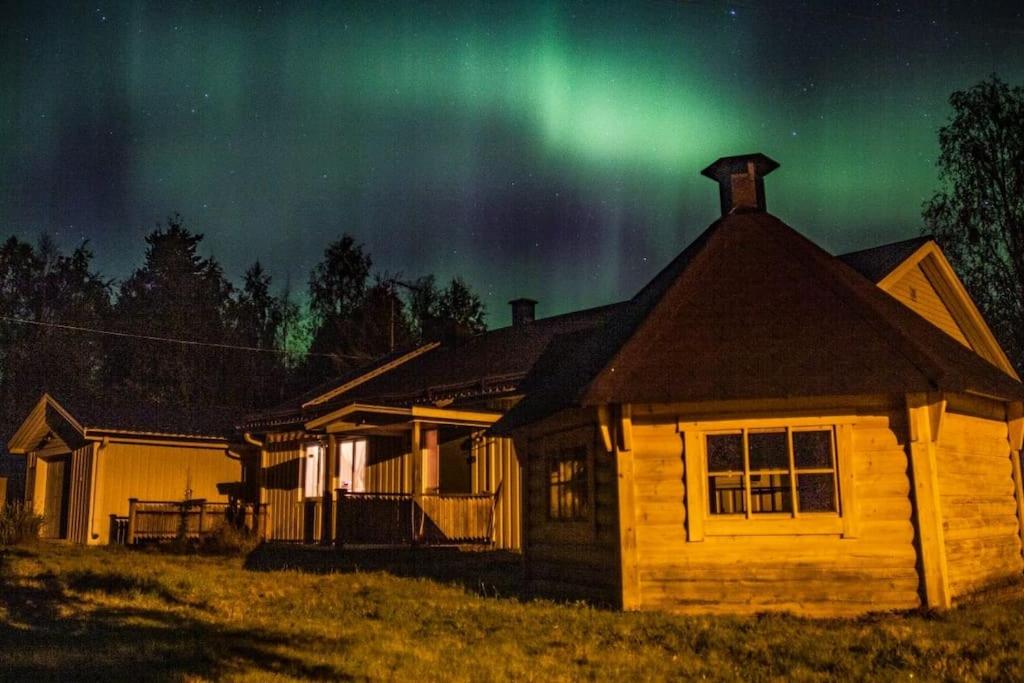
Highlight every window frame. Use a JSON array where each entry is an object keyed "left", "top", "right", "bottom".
[
  {"left": 681, "top": 418, "right": 857, "bottom": 540},
  {"left": 546, "top": 445, "right": 590, "bottom": 523},
  {"left": 706, "top": 426, "right": 840, "bottom": 518}
]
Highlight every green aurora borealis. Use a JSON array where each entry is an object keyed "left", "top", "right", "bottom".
[{"left": 2, "top": 1, "right": 1023, "bottom": 325}]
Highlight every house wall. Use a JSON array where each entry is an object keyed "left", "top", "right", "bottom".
[
  {"left": 91, "top": 440, "right": 238, "bottom": 544},
  {"left": 935, "top": 401, "right": 1023, "bottom": 598},
  {"left": 522, "top": 409, "right": 621, "bottom": 604},
  {"left": 262, "top": 433, "right": 313, "bottom": 542},
  {"left": 471, "top": 436, "right": 521, "bottom": 550},
  {"left": 628, "top": 403, "right": 921, "bottom": 617},
  {"left": 887, "top": 264, "right": 970, "bottom": 347}
]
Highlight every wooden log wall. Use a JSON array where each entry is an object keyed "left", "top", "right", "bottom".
[
  {"left": 523, "top": 411, "right": 620, "bottom": 605},
  {"left": 629, "top": 408, "right": 921, "bottom": 616},
  {"left": 936, "top": 410, "right": 1024, "bottom": 597}
]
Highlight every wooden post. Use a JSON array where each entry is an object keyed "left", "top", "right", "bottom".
[
  {"left": 335, "top": 488, "right": 346, "bottom": 548},
  {"left": 126, "top": 498, "right": 138, "bottom": 545},
  {"left": 906, "top": 393, "right": 951, "bottom": 609},
  {"left": 682, "top": 431, "right": 705, "bottom": 542},
  {"left": 1006, "top": 402, "right": 1024, "bottom": 564},
  {"left": 198, "top": 501, "right": 207, "bottom": 537},
  {"left": 323, "top": 435, "right": 337, "bottom": 545},
  {"left": 615, "top": 423, "right": 641, "bottom": 610}
]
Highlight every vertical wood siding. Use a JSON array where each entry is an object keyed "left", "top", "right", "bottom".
[
  {"left": 94, "top": 442, "right": 238, "bottom": 544},
  {"left": 66, "top": 445, "right": 94, "bottom": 544},
  {"left": 471, "top": 436, "right": 521, "bottom": 550},
  {"left": 365, "top": 436, "right": 410, "bottom": 493},
  {"left": 262, "top": 431, "right": 523, "bottom": 549},
  {"left": 936, "top": 411, "right": 1023, "bottom": 597},
  {"left": 889, "top": 265, "right": 971, "bottom": 347},
  {"left": 262, "top": 435, "right": 306, "bottom": 541}
]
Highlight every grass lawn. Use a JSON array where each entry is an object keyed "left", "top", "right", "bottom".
[{"left": 2, "top": 543, "right": 1024, "bottom": 681}]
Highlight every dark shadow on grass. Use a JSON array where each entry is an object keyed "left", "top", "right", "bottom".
[
  {"left": 0, "top": 549, "right": 355, "bottom": 681},
  {"left": 244, "top": 543, "right": 525, "bottom": 600}
]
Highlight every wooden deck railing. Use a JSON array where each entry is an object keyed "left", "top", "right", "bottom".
[
  {"left": 335, "top": 491, "right": 496, "bottom": 546},
  {"left": 115, "top": 499, "right": 268, "bottom": 545}
]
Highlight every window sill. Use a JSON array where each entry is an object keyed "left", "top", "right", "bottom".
[{"left": 704, "top": 515, "right": 843, "bottom": 537}]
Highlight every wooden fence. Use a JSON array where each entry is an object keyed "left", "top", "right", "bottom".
[
  {"left": 112, "top": 498, "right": 268, "bottom": 545},
  {"left": 335, "top": 491, "right": 496, "bottom": 546}
]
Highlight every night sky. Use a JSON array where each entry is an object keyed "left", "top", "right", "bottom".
[{"left": 2, "top": 2, "right": 1023, "bottom": 327}]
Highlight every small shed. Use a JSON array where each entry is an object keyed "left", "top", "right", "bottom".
[
  {"left": 493, "top": 153, "right": 1024, "bottom": 616},
  {"left": 7, "top": 394, "right": 242, "bottom": 544}
]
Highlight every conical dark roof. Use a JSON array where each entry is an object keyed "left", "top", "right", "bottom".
[{"left": 493, "top": 211, "right": 1024, "bottom": 433}]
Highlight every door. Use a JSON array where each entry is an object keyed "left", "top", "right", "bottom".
[{"left": 42, "top": 454, "right": 71, "bottom": 539}]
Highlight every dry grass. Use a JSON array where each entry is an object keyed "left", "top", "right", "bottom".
[{"left": 2, "top": 542, "right": 1024, "bottom": 681}]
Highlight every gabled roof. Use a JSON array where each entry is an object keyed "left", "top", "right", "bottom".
[
  {"left": 7, "top": 393, "right": 235, "bottom": 453},
  {"left": 242, "top": 302, "right": 625, "bottom": 431},
  {"left": 838, "top": 236, "right": 933, "bottom": 283},
  {"left": 493, "top": 211, "right": 1024, "bottom": 434}
]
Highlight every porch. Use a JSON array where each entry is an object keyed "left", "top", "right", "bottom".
[
  {"left": 333, "top": 489, "right": 498, "bottom": 546},
  {"left": 111, "top": 498, "right": 268, "bottom": 545}
]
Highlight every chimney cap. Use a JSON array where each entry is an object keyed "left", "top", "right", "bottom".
[
  {"left": 700, "top": 153, "right": 779, "bottom": 181},
  {"left": 508, "top": 297, "right": 539, "bottom": 305}
]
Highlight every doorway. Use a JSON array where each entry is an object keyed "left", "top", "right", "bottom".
[{"left": 41, "top": 454, "right": 71, "bottom": 539}]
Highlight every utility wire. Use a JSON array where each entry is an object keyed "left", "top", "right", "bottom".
[{"left": 0, "top": 315, "right": 372, "bottom": 361}]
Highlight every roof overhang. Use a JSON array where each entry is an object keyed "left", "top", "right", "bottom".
[
  {"left": 301, "top": 342, "right": 440, "bottom": 409},
  {"left": 7, "top": 393, "right": 232, "bottom": 454},
  {"left": 7, "top": 394, "right": 86, "bottom": 454},
  {"left": 305, "top": 402, "right": 502, "bottom": 434}
]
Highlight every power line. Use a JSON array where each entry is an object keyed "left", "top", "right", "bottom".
[{"left": 0, "top": 315, "right": 371, "bottom": 361}]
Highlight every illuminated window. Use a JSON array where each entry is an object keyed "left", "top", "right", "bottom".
[
  {"left": 707, "top": 428, "right": 838, "bottom": 516},
  {"left": 303, "top": 443, "right": 324, "bottom": 499},
  {"left": 547, "top": 447, "right": 589, "bottom": 521}
]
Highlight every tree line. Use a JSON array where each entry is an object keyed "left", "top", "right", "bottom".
[{"left": 0, "top": 216, "right": 487, "bottom": 448}]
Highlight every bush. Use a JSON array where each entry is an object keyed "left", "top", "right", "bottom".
[
  {"left": 0, "top": 502, "right": 44, "bottom": 545},
  {"left": 196, "top": 523, "right": 260, "bottom": 556}
]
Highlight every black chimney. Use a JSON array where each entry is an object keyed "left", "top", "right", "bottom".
[
  {"left": 700, "top": 153, "right": 779, "bottom": 216},
  {"left": 509, "top": 298, "right": 537, "bottom": 327}
]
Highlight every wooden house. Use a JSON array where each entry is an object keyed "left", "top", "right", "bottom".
[
  {"left": 492, "top": 153, "right": 1024, "bottom": 616},
  {"left": 7, "top": 394, "right": 243, "bottom": 544},
  {"left": 241, "top": 303, "right": 620, "bottom": 549}
]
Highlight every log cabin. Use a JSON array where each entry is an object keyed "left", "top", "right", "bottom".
[
  {"left": 491, "top": 153, "right": 1024, "bottom": 616},
  {"left": 240, "top": 302, "right": 621, "bottom": 549},
  {"left": 7, "top": 393, "right": 243, "bottom": 544}
]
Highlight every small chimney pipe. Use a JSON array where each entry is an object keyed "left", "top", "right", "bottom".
[
  {"left": 509, "top": 298, "right": 537, "bottom": 327},
  {"left": 700, "top": 153, "right": 780, "bottom": 216}
]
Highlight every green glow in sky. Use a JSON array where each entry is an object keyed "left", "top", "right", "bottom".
[{"left": 1, "top": 1, "right": 1022, "bottom": 325}]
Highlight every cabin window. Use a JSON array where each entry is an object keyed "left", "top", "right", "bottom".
[
  {"left": 336, "top": 439, "right": 367, "bottom": 493},
  {"left": 302, "top": 443, "right": 324, "bottom": 499},
  {"left": 547, "top": 446, "right": 589, "bottom": 521},
  {"left": 707, "top": 427, "right": 838, "bottom": 517}
]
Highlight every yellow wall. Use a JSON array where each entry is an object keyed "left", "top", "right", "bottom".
[
  {"left": 888, "top": 264, "right": 970, "bottom": 347},
  {"left": 471, "top": 436, "right": 522, "bottom": 550},
  {"left": 91, "top": 441, "right": 238, "bottom": 544},
  {"left": 936, "top": 410, "right": 1023, "bottom": 597},
  {"left": 628, "top": 406, "right": 920, "bottom": 617}
]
